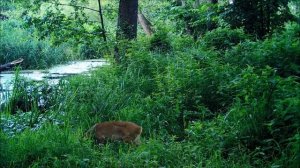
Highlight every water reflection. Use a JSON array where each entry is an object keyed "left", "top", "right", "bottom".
[{"left": 0, "top": 59, "right": 108, "bottom": 105}]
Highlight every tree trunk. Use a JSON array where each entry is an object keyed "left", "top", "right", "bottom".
[
  {"left": 116, "top": 0, "right": 139, "bottom": 40},
  {"left": 209, "top": 0, "right": 218, "bottom": 4},
  {"left": 138, "top": 10, "right": 153, "bottom": 36},
  {"left": 266, "top": 1, "right": 271, "bottom": 35},
  {"left": 259, "top": 1, "right": 265, "bottom": 39},
  {"left": 114, "top": 0, "right": 139, "bottom": 63},
  {"left": 97, "top": 0, "right": 107, "bottom": 42}
]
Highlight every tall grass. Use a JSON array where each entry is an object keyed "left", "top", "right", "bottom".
[{"left": 0, "top": 19, "right": 75, "bottom": 69}]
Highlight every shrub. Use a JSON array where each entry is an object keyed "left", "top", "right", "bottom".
[
  {"left": 220, "top": 0, "right": 293, "bottom": 38},
  {"left": 202, "top": 27, "right": 249, "bottom": 51},
  {"left": 225, "top": 22, "right": 300, "bottom": 77},
  {"left": 149, "top": 30, "right": 172, "bottom": 52},
  {"left": 225, "top": 67, "right": 300, "bottom": 167},
  {"left": 170, "top": 3, "right": 219, "bottom": 39}
]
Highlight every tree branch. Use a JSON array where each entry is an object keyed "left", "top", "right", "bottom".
[
  {"left": 97, "top": 0, "right": 107, "bottom": 42},
  {"left": 46, "top": 2, "right": 100, "bottom": 13}
]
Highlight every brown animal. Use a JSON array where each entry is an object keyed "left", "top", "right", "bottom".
[{"left": 86, "top": 121, "right": 142, "bottom": 145}]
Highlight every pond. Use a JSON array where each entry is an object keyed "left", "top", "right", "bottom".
[{"left": 0, "top": 59, "right": 108, "bottom": 105}]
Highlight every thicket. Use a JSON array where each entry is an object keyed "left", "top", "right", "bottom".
[
  {"left": 1, "top": 0, "right": 300, "bottom": 167},
  {"left": 0, "top": 19, "right": 74, "bottom": 69}
]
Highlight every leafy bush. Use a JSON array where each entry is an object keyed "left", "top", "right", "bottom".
[
  {"left": 225, "top": 67, "right": 300, "bottom": 167},
  {"left": 221, "top": 0, "right": 294, "bottom": 38},
  {"left": 170, "top": 3, "right": 219, "bottom": 39},
  {"left": 225, "top": 22, "right": 300, "bottom": 77},
  {"left": 202, "top": 27, "right": 249, "bottom": 51},
  {"left": 149, "top": 30, "right": 172, "bottom": 52}
]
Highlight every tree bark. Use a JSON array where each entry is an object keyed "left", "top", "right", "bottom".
[
  {"left": 116, "top": 0, "right": 139, "bottom": 40},
  {"left": 115, "top": 0, "right": 138, "bottom": 63},
  {"left": 138, "top": 10, "right": 153, "bottom": 36}
]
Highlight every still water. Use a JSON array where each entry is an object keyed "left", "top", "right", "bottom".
[{"left": 0, "top": 59, "right": 108, "bottom": 105}]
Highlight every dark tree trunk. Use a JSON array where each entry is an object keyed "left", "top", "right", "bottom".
[
  {"left": 259, "top": 1, "right": 265, "bottom": 39},
  {"left": 97, "top": 0, "right": 107, "bottom": 42},
  {"left": 266, "top": 1, "right": 271, "bottom": 34},
  {"left": 116, "top": 0, "right": 139, "bottom": 40},
  {"left": 114, "top": 0, "right": 138, "bottom": 63},
  {"left": 209, "top": 0, "right": 218, "bottom": 4}
]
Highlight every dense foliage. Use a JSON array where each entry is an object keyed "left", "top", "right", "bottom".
[
  {"left": 222, "top": 0, "right": 294, "bottom": 38},
  {"left": 1, "top": 0, "right": 299, "bottom": 167}
]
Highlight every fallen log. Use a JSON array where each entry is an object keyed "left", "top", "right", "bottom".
[{"left": 0, "top": 58, "right": 24, "bottom": 72}]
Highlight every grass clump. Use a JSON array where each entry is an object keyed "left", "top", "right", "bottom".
[{"left": 0, "top": 126, "right": 99, "bottom": 168}]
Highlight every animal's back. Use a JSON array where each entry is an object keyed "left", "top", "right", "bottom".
[{"left": 93, "top": 121, "right": 142, "bottom": 143}]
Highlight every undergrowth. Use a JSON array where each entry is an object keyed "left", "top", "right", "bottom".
[{"left": 1, "top": 21, "right": 299, "bottom": 168}]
